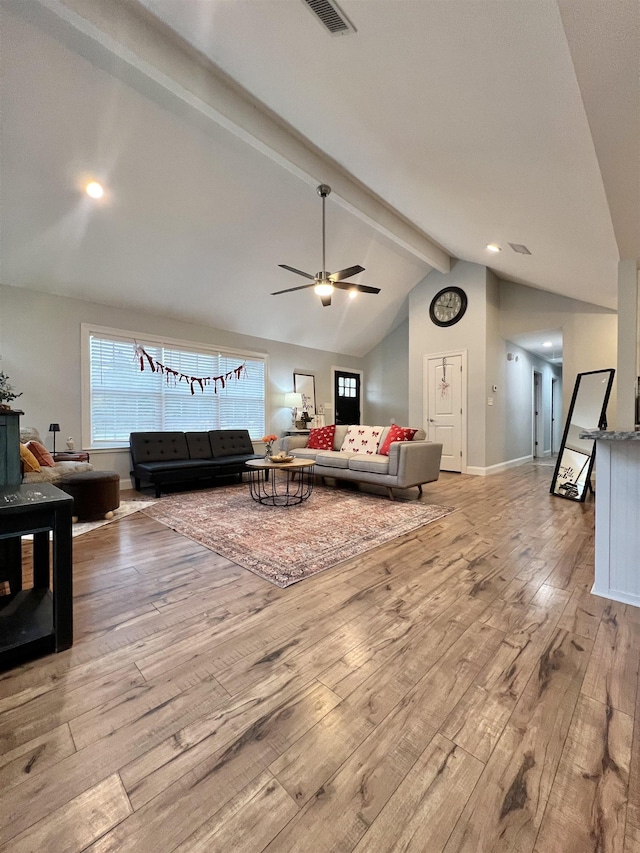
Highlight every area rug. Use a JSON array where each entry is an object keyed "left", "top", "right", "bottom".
[
  {"left": 72, "top": 500, "right": 155, "bottom": 537},
  {"left": 23, "top": 500, "right": 155, "bottom": 540},
  {"left": 142, "top": 486, "right": 453, "bottom": 587}
]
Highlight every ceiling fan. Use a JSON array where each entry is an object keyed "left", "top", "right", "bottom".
[{"left": 272, "top": 184, "right": 381, "bottom": 307}]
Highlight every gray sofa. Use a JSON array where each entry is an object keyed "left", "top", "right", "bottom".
[
  {"left": 129, "top": 429, "right": 261, "bottom": 497},
  {"left": 282, "top": 425, "right": 442, "bottom": 500},
  {"left": 20, "top": 427, "right": 94, "bottom": 483}
]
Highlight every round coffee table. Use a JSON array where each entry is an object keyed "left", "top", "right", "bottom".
[{"left": 245, "top": 458, "right": 315, "bottom": 506}]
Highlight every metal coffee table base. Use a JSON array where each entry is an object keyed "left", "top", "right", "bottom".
[{"left": 246, "top": 461, "right": 315, "bottom": 506}]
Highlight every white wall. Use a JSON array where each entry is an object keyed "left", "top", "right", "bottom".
[
  {"left": 362, "top": 318, "right": 409, "bottom": 427},
  {"left": 1, "top": 284, "right": 363, "bottom": 483},
  {"left": 499, "top": 280, "right": 617, "bottom": 427},
  {"left": 5, "top": 269, "right": 619, "bottom": 485},
  {"left": 502, "top": 342, "right": 562, "bottom": 461},
  {"left": 485, "top": 269, "right": 504, "bottom": 467},
  {"left": 409, "top": 260, "right": 490, "bottom": 469},
  {"left": 408, "top": 263, "right": 612, "bottom": 474}
]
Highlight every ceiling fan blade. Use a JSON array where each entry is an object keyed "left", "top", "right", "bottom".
[
  {"left": 329, "top": 265, "right": 365, "bottom": 282},
  {"left": 320, "top": 294, "right": 332, "bottom": 307},
  {"left": 271, "top": 283, "right": 317, "bottom": 295},
  {"left": 278, "top": 264, "right": 315, "bottom": 280},
  {"left": 332, "top": 281, "right": 381, "bottom": 294}
]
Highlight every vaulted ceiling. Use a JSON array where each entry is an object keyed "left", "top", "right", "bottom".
[{"left": 1, "top": 0, "right": 638, "bottom": 356}]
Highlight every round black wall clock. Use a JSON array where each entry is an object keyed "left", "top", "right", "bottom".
[{"left": 429, "top": 286, "right": 468, "bottom": 327}]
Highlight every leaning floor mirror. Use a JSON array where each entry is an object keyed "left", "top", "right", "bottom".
[{"left": 550, "top": 368, "right": 615, "bottom": 502}]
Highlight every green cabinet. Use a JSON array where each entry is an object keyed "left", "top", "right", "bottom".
[{"left": 0, "top": 410, "right": 23, "bottom": 487}]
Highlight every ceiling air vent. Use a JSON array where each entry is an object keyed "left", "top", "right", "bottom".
[
  {"left": 300, "top": 0, "right": 356, "bottom": 36},
  {"left": 509, "top": 243, "right": 532, "bottom": 255}
]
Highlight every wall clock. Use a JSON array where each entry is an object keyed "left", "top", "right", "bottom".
[{"left": 429, "top": 286, "right": 468, "bottom": 327}]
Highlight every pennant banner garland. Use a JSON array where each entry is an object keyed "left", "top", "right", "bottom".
[{"left": 133, "top": 343, "right": 247, "bottom": 395}]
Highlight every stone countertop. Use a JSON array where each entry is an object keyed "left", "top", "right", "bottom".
[{"left": 579, "top": 430, "right": 640, "bottom": 440}]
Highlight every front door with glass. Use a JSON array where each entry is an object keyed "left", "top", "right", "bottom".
[{"left": 334, "top": 370, "right": 361, "bottom": 425}]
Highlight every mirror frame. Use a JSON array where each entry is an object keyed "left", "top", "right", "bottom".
[
  {"left": 293, "top": 372, "right": 316, "bottom": 415},
  {"left": 550, "top": 368, "right": 615, "bottom": 502}
]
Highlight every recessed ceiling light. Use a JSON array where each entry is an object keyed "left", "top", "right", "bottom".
[
  {"left": 85, "top": 181, "right": 104, "bottom": 199},
  {"left": 486, "top": 244, "right": 501, "bottom": 253},
  {"left": 509, "top": 243, "right": 531, "bottom": 255},
  {"left": 348, "top": 289, "right": 357, "bottom": 299},
  {"left": 542, "top": 341, "right": 553, "bottom": 347}
]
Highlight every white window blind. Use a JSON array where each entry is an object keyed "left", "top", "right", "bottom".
[{"left": 87, "top": 332, "right": 266, "bottom": 447}]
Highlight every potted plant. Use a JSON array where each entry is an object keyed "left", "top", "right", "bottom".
[{"left": 0, "top": 371, "right": 22, "bottom": 411}]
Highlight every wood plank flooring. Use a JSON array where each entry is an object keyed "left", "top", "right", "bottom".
[{"left": 1, "top": 461, "right": 639, "bottom": 852}]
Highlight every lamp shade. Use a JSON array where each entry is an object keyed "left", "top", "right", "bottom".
[{"left": 284, "top": 393, "right": 303, "bottom": 408}]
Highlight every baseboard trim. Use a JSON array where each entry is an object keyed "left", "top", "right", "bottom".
[
  {"left": 591, "top": 584, "right": 640, "bottom": 609},
  {"left": 466, "top": 455, "right": 533, "bottom": 476}
]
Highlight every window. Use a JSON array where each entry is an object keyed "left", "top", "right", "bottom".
[
  {"left": 83, "top": 326, "right": 267, "bottom": 447},
  {"left": 338, "top": 376, "right": 356, "bottom": 397}
]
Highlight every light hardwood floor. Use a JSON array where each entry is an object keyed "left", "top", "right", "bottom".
[{"left": 1, "top": 462, "right": 639, "bottom": 852}]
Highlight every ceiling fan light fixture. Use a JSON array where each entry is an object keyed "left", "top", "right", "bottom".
[
  {"left": 85, "top": 180, "right": 104, "bottom": 199},
  {"left": 314, "top": 282, "right": 334, "bottom": 297},
  {"left": 275, "top": 184, "right": 380, "bottom": 306}
]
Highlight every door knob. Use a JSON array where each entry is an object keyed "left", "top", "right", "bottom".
[{"left": 428, "top": 418, "right": 436, "bottom": 423}]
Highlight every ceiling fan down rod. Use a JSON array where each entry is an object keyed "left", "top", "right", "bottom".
[{"left": 317, "top": 184, "right": 331, "bottom": 280}]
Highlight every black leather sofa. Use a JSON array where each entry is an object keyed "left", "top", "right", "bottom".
[{"left": 129, "top": 430, "right": 262, "bottom": 497}]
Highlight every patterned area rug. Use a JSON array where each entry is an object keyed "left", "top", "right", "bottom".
[
  {"left": 72, "top": 500, "right": 155, "bottom": 537},
  {"left": 23, "top": 500, "right": 155, "bottom": 540},
  {"left": 142, "top": 485, "right": 453, "bottom": 588}
]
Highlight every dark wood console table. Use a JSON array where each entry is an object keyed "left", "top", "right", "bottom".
[{"left": 0, "top": 483, "right": 73, "bottom": 670}]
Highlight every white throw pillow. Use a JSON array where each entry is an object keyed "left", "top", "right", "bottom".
[{"left": 339, "top": 425, "right": 385, "bottom": 455}]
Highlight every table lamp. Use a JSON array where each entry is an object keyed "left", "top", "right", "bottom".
[
  {"left": 49, "top": 423, "right": 60, "bottom": 455},
  {"left": 284, "top": 393, "right": 303, "bottom": 427}
]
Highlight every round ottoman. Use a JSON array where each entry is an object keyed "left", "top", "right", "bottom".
[{"left": 58, "top": 470, "right": 120, "bottom": 522}]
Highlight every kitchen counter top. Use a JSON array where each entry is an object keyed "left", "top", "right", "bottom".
[{"left": 579, "top": 430, "right": 640, "bottom": 440}]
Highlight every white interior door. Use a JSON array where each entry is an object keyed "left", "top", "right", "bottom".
[{"left": 424, "top": 352, "right": 465, "bottom": 472}]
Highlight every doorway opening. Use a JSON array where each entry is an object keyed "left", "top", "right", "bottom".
[
  {"left": 551, "top": 376, "right": 561, "bottom": 454},
  {"left": 533, "top": 370, "right": 543, "bottom": 458}
]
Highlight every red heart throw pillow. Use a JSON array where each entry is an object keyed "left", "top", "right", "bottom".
[
  {"left": 379, "top": 425, "right": 418, "bottom": 456},
  {"left": 307, "top": 424, "right": 336, "bottom": 450}
]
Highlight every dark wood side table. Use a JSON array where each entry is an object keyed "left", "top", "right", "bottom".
[
  {"left": 53, "top": 451, "right": 90, "bottom": 463},
  {"left": 0, "top": 483, "right": 73, "bottom": 671}
]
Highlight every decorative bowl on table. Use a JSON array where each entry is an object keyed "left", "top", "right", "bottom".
[{"left": 269, "top": 454, "right": 294, "bottom": 463}]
